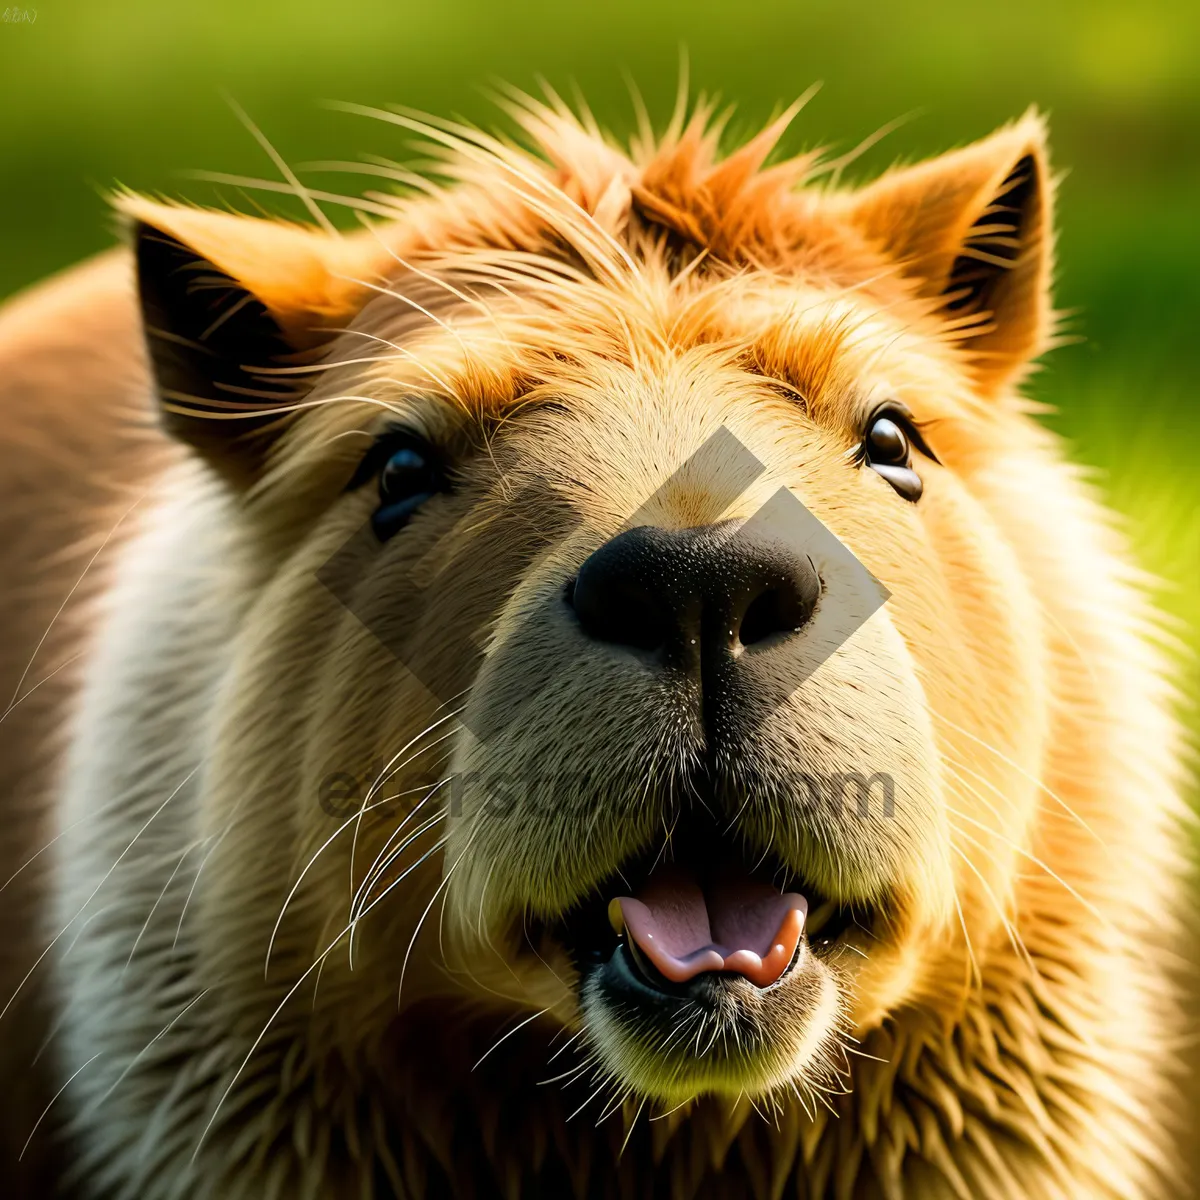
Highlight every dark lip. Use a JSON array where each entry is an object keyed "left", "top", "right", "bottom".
[
  {"left": 604, "top": 941, "right": 748, "bottom": 1007},
  {"left": 613, "top": 930, "right": 808, "bottom": 1002}
]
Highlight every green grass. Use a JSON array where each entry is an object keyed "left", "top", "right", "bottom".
[{"left": 1, "top": 0, "right": 1196, "bottom": 754}]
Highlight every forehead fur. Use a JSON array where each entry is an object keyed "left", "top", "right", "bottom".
[
  {"left": 122, "top": 93, "right": 949, "bottom": 326},
  {"left": 309, "top": 96, "right": 970, "bottom": 426},
  {"left": 358, "top": 92, "right": 929, "bottom": 310},
  {"left": 123, "top": 90, "right": 1043, "bottom": 468}
]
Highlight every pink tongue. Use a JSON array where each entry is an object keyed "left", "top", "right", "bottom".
[{"left": 614, "top": 865, "right": 807, "bottom": 988}]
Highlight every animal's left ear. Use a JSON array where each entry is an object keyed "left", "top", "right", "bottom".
[
  {"left": 118, "top": 194, "right": 386, "bottom": 487},
  {"left": 836, "top": 112, "right": 1053, "bottom": 394}
]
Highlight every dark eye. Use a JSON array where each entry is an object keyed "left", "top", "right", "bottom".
[
  {"left": 351, "top": 431, "right": 447, "bottom": 541},
  {"left": 865, "top": 415, "right": 909, "bottom": 466},
  {"left": 861, "top": 407, "right": 934, "bottom": 502}
]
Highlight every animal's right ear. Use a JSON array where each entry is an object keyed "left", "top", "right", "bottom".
[
  {"left": 124, "top": 197, "right": 383, "bottom": 487},
  {"left": 832, "top": 113, "right": 1054, "bottom": 396}
]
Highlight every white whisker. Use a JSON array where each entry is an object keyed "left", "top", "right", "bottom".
[
  {"left": 1, "top": 764, "right": 198, "bottom": 1023},
  {"left": 19, "top": 1052, "right": 102, "bottom": 1161},
  {"left": 472, "top": 1007, "right": 548, "bottom": 1071}
]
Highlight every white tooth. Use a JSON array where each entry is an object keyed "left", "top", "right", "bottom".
[{"left": 607, "top": 897, "right": 626, "bottom": 937}]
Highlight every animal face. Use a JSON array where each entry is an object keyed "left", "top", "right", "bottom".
[{"left": 126, "top": 98, "right": 1056, "bottom": 1112}]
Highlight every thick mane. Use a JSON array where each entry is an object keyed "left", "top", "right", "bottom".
[
  {"left": 313, "top": 91, "right": 885, "bottom": 288},
  {"left": 510, "top": 90, "right": 825, "bottom": 264}
]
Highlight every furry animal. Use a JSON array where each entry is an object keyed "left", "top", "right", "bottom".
[{"left": 0, "top": 93, "right": 1190, "bottom": 1199}]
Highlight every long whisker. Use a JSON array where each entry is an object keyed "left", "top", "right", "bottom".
[
  {"left": 191, "top": 922, "right": 357, "bottom": 1161},
  {"left": 0, "top": 764, "right": 198, "bottom": 1023},
  {"left": 0, "top": 650, "right": 83, "bottom": 727},
  {"left": 566, "top": 1076, "right": 613, "bottom": 1124},
  {"left": 331, "top": 102, "right": 640, "bottom": 282},
  {"left": 930, "top": 705, "right": 1108, "bottom": 848},
  {"left": 350, "top": 782, "right": 451, "bottom": 918},
  {"left": 546, "top": 1026, "right": 586, "bottom": 1065},
  {"left": 947, "top": 842, "right": 1036, "bottom": 978},
  {"left": 940, "top": 759, "right": 1043, "bottom": 855},
  {"left": 351, "top": 807, "right": 448, "bottom": 925},
  {"left": 366, "top": 237, "right": 521, "bottom": 353},
  {"left": 595, "top": 1083, "right": 635, "bottom": 1127},
  {"left": 352, "top": 834, "right": 451, "bottom": 930},
  {"left": 0, "top": 789, "right": 135, "bottom": 896},
  {"left": 472, "top": 1007, "right": 549, "bottom": 1071},
  {"left": 519, "top": 908, "right": 572, "bottom": 996},
  {"left": 538, "top": 1050, "right": 599, "bottom": 1088},
  {"left": 173, "top": 787, "right": 250, "bottom": 952},
  {"left": 349, "top": 706, "right": 465, "bottom": 891},
  {"left": 396, "top": 827, "right": 478, "bottom": 1006},
  {"left": 946, "top": 807, "right": 1117, "bottom": 935},
  {"left": 222, "top": 95, "right": 338, "bottom": 236},
  {"left": 9, "top": 491, "right": 146, "bottom": 708},
  {"left": 468, "top": 863, "right": 526, "bottom": 994},
  {"left": 88, "top": 989, "right": 212, "bottom": 1111},
  {"left": 267, "top": 777, "right": 447, "bottom": 978},
  {"left": 190, "top": 172, "right": 401, "bottom": 220},
  {"left": 950, "top": 886, "right": 982, "bottom": 992},
  {"left": 123, "top": 836, "right": 211, "bottom": 973},
  {"left": 618, "top": 1095, "right": 647, "bottom": 1158},
  {"left": 19, "top": 1052, "right": 103, "bottom": 1160}
]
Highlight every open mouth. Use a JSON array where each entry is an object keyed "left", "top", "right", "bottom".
[
  {"left": 609, "top": 865, "right": 808, "bottom": 989},
  {"left": 527, "top": 817, "right": 875, "bottom": 1005},
  {"left": 511, "top": 808, "right": 883, "bottom": 1102}
]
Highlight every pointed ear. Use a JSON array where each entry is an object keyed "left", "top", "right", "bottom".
[
  {"left": 120, "top": 196, "right": 383, "bottom": 486},
  {"left": 836, "top": 113, "right": 1054, "bottom": 394}
]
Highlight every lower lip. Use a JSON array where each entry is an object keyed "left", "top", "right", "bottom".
[{"left": 603, "top": 936, "right": 805, "bottom": 1002}]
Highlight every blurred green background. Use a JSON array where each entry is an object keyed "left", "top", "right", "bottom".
[{"left": 1, "top": 0, "right": 1197, "bottom": 725}]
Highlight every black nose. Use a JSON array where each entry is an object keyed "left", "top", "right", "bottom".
[{"left": 567, "top": 524, "right": 820, "bottom": 668}]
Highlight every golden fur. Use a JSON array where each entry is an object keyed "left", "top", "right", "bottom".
[{"left": 0, "top": 93, "right": 1190, "bottom": 1198}]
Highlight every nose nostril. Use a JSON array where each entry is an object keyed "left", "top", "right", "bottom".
[
  {"left": 569, "top": 526, "right": 820, "bottom": 661},
  {"left": 568, "top": 568, "right": 669, "bottom": 653},
  {"left": 739, "top": 579, "right": 816, "bottom": 647}
]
